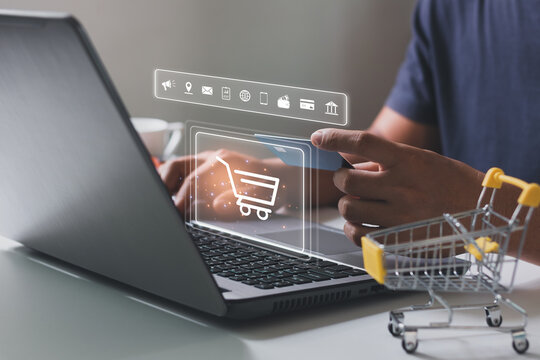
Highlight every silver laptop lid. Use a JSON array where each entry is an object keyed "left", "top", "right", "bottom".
[{"left": 0, "top": 11, "right": 226, "bottom": 316}]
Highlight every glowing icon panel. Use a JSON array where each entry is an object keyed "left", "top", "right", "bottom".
[{"left": 155, "top": 69, "right": 348, "bottom": 126}]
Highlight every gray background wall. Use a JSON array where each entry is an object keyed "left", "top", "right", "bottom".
[{"left": 0, "top": 0, "right": 415, "bottom": 137}]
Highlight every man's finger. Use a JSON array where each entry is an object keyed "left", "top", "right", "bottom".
[
  {"left": 353, "top": 161, "right": 380, "bottom": 172},
  {"left": 159, "top": 152, "right": 214, "bottom": 194},
  {"left": 333, "top": 168, "right": 390, "bottom": 200},
  {"left": 175, "top": 158, "right": 221, "bottom": 214},
  {"left": 211, "top": 186, "right": 259, "bottom": 220},
  {"left": 343, "top": 221, "right": 380, "bottom": 246},
  {"left": 341, "top": 153, "right": 368, "bottom": 165},
  {"left": 338, "top": 195, "right": 391, "bottom": 227},
  {"left": 184, "top": 199, "right": 211, "bottom": 220},
  {"left": 311, "top": 129, "right": 401, "bottom": 167},
  {"left": 159, "top": 158, "right": 190, "bottom": 194},
  {"left": 212, "top": 189, "right": 239, "bottom": 218}
]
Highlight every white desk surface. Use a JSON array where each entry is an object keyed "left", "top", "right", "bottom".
[{"left": 1, "top": 211, "right": 540, "bottom": 360}]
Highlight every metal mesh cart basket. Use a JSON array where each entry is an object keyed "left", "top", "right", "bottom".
[{"left": 362, "top": 168, "right": 540, "bottom": 354}]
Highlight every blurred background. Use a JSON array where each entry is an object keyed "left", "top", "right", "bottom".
[{"left": 0, "top": 0, "right": 416, "bottom": 137}]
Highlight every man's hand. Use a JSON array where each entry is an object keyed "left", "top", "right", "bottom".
[{"left": 311, "top": 129, "right": 485, "bottom": 245}]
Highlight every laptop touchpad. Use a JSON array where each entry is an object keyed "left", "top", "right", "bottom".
[{"left": 262, "top": 228, "right": 360, "bottom": 255}]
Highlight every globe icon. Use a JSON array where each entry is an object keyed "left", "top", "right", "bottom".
[{"left": 239, "top": 90, "right": 251, "bottom": 102}]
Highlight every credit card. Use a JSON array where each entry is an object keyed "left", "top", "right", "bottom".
[{"left": 255, "top": 134, "right": 353, "bottom": 171}]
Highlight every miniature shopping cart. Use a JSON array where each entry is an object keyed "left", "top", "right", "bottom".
[
  {"left": 216, "top": 155, "right": 280, "bottom": 221},
  {"left": 362, "top": 168, "right": 540, "bottom": 354}
]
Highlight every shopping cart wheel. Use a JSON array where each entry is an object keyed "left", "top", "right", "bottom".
[
  {"left": 239, "top": 205, "right": 252, "bottom": 217},
  {"left": 388, "top": 322, "right": 402, "bottom": 337},
  {"left": 401, "top": 331, "right": 418, "bottom": 354},
  {"left": 388, "top": 312, "right": 404, "bottom": 337},
  {"left": 512, "top": 339, "right": 529, "bottom": 354},
  {"left": 484, "top": 305, "right": 502, "bottom": 327},
  {"left": 256, "top": 209, "right": 270, "bottom": 221},
  {"left": 486, "top": 315, "right": 503, "bottom": 327},
  {"left": 512, "top": 331, "right": 529, "bottom": 354}
]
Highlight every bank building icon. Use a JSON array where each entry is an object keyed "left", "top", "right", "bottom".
[{"left": 325, "top": 101, "right": 339, "bottom": 116}]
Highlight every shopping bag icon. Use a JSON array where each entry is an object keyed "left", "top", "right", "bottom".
[
  {"left": 201, "top": 86, "right": 213, "bottom": 95},
  {"left": 277, "top": 95, "right": 290, "bottom": 109}
]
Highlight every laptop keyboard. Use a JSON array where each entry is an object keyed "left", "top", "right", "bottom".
[{"left": 188, "top": 227, "right": 367, "bottom": 290}]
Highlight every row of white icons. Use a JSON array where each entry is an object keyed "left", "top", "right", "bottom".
[{"left": 161, "top": 80, "right": 339, "bottom": 116}]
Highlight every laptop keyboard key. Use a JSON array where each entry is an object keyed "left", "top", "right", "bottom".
[
  {"left": 286, "top": 276, "right": 312, "bottom": 285},
  {"left": 311, "top": 260, "right": 335, "bottom": 267},
  {"left": 327, "top": 265, "right": 353, "bottom": 272},
  {"left": 229, "top": 275, "right": 246, "bottom": 281},
  {"left": 308, "top": 268, "right": 349, "bottom": 278},
  {"left": 255, "top": 283, "right": 274, "bottom": 290},
  {"left": 230, "top": 268, "right": 250, "bottom": 275},
  {"left": 217, "top": 271, "right": 233, "bottom": 277},
  {"left": 268, "top": 271, "right": 288, "bottom": 279},
  {"left": 300, "top": 272, "right": 331, "bottom": 282},
  {"left": 285, "top": 267, "right": 307, "bottom": 275},
  {"left": 343, "top": 269, "right": 367, "bottom": 276},
  {"left": 240, "top": 263, "right": 263, "bottom": 270},
  {"left": 258, "top": 276, "right": 278, "bottom": 284},
  {"left": 254, "top": 267, "right": 274, "bottom": 274}
]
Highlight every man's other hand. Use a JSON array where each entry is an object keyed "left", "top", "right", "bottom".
[{"left": 311, "top": 129, "right": 484, "bottom": 245}]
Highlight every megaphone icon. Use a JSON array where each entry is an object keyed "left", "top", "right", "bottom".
[{"left": 161, "top": 80, "right": 176, "bottom": 91}]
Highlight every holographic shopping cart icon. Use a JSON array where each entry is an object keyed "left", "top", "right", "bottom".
[{"left": 216, "top": 155, "right": 280, "bottom": 221}]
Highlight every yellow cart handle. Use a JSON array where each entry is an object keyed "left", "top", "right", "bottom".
[{"left": 482, "top": 168, "right": 540, "bottom": 208}]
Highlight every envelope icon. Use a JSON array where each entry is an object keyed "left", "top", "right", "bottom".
[{"left": 202, "top": 86, "right": 214, "bottom": 95}]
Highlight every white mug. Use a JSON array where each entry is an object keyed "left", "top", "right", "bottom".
[{"left": 131, "top": 117, "right": 184, "bottom": 160}]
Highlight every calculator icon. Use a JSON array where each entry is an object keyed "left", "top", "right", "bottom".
[{"left": 221, "top": 87, "right": 231, "bottom": 101}]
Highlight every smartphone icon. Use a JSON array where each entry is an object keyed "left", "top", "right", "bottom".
[{"left": 259, "top": 92, "right": 268, "bottom": 105}]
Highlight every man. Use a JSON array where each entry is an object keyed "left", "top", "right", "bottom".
[{"left": 160, "top": 0, "right": 540, "bottom": 263}]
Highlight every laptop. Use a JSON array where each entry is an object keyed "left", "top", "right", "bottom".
[{"left": 0, "top": 10, "right": 381, "bottom": 319}]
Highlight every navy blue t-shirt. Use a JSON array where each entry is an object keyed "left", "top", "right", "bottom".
[{"left": 386, "top": 0, "right": 540, "bottom": 182}]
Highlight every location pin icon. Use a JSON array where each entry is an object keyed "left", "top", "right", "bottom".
[{"left": 185, "top": 81, "right": 192, "bottom": 93}]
